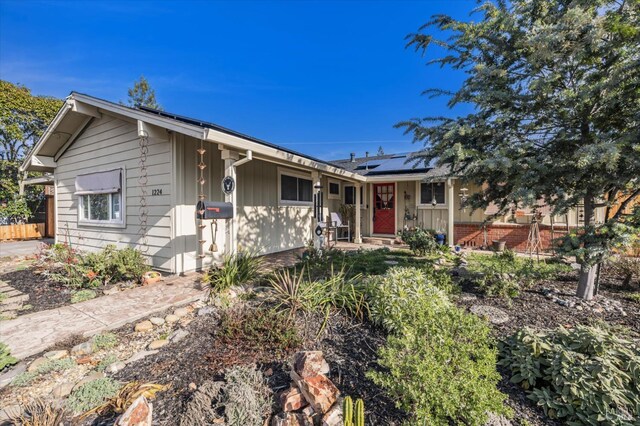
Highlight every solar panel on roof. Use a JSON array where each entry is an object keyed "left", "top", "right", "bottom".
[
  {"left": 354, "top": 160, "right": 384, "bottom": 170},
  {"left": 366, "top": 156, "right": 427, "bottom": 174}
]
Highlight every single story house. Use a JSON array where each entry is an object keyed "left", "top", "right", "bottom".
[{"left": 20, "top": 93, "right": 604, "bottom": 274}]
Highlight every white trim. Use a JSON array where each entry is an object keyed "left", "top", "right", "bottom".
[
  {"left": 417, "top": 180, "right": 447, "bottom": 207},
  {"left": 327, "top": 178, "right": 341, "bottom": 200},
  {"left": 277, "top": 167, "right": 314, "bottom": 207},
  {"left": 77, "top": 167, "right": 126, "bottom": 228}
]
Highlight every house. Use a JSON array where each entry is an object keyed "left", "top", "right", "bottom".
[{"left": 20, "top": 93, "right": 604, "bottom": 274}]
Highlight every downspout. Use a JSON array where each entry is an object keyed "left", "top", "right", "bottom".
[
  {"left": 233, "top": 150, "right": 253, "bottom": 168},
  {"left": 229, "top": 150, "right": 253, "bottom": 254}
]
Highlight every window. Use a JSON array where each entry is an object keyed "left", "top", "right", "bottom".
[
  {"left": 344, "top": 185, "right": 364, "bottom": 206},
  {"left": 420, "top": 182, "right": 445, "bottom": 205},
  {"left": 279, "top": 169, "right": 313, "bottom": 205},
  {"left": 328, "top": 179, "right": 340, "bottom": 200},
  {"left": 75, "top": 168, "right": 125, "bottom": 226}
]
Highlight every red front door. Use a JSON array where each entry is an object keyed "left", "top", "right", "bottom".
[{"left": 373, "top": 183, "right": 395, "bottom": 234}]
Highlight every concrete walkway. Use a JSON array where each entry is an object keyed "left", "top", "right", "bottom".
[
  {"left": 0, "top": 238, "right": 54, "bottom": 258},
  {"left": 0, "top": 274, "right": 206, "bottom": 360}
]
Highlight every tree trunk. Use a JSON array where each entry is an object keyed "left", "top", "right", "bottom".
[{"left": 576, "top": 192, "right": 597, "bottom": 300}]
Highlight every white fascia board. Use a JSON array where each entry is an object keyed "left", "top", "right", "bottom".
[
  {"left": 31, "top": 155, "right": 56, "bottom": 169},
  {"left": 20, "top": 100, "right": 73, "bottom": 172},
  {"left": 205, "top": 128, "right": 366, "bottom": 183},
  {"left": 72, "top": 94, "right": 207, "bottom": 140},
  {"left": 22, "top": 175, "right": 54, "bottom": 186}
]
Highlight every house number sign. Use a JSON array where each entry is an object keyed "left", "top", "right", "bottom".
[{"left": 222, "top": 176, "right": 235, "bottom": 195}]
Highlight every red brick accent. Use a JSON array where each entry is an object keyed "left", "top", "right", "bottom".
[{"left": 454, "top": 223, "right": 572, "bottom": 253}]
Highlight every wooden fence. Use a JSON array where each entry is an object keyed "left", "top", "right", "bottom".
[{"left": 0, "top": 223, "right": 45, "bottom": 241}]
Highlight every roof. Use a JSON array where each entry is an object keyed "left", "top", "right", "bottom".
[
  {"left": 331, "top": 152, "right": 451, "bottom": 178},
  {"left": 127, "top": 100, "right": 338, "bottom": 168}
]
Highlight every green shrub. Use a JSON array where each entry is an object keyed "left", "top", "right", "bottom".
[
  {"left": 607, "top": 256, "right": 640, "bottom": 288},
  {"left": 11, "top": 371, "right": 37, "bottom": 387},
  {"left": 205, "top": 250, "right": 264, "bottom": 295},
  {"left": 399, "top": 227, "right": 439, "bottom": 256},
  {"left": 92, "top": 332, "right": 118, "bottom": 350},
  {"left": 499, "top": 324, "right": 640, "bottom": 425},
  {"left": 367, "top": 272, "right": 509, "bottom": 424},
  {"left": 222, "top": 365, "right": 271, "bottom": 426},
  {"left": 66, "top": 377, "right": 121, "bottom": 414},
  {"left": 624, "top": 292, "right": 640, "bottom": 303},
  {"left": 71, "top": 289, "right": 97, "bottom": 303},
  {"left": 12, "top": 358, "right": 76, "bottom": 387},
  {"left": 0, "top": 197, "right": 31, "bottom": 224},
  {"left": 219, "top": 307, "right": 301, "bottom": 357},
  {"left": 0, "top": 342, "right": 17, "bottom": 370}
]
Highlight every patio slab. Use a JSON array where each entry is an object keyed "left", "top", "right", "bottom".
[{"left": 0, "top": 274, "right": 206, "bottom": 360}]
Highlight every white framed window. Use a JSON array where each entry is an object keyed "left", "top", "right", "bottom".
[
  {"left": 278, "top": 168, "right": 313, "bottom": 206},
  {"left": 328, "top": 179, "right": 341, "bottom": 200},
  {"left": 75, "top": 168, "right": 126, "bottom": 227},
  {"left": 419, "top": 181, "right": 445, "bottom": 206}
]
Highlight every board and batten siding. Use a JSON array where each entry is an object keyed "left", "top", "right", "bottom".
[{"left": 55, "top": 113, "right": 174, "bottom": 271}]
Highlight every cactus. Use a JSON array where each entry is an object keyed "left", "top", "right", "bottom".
[{"left": 343, "top": 396, "right": 364, "bottom": 426}]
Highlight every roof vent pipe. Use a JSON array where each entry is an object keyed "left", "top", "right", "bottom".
[{"left": 350, "top": 152, "right": 356, "bottom": 162}]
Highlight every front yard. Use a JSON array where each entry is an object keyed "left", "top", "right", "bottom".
[{"left": 1, "top": 241, "right": 639, "bottom": 425}]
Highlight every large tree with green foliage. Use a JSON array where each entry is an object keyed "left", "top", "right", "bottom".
[
  {"left": 125, "top": 75, "right": 161, "bottom": 110},
  {"left": 0, "top": 81, "right": 62, "bottom": 220},
  {"left": 400, "top": 0, "right": 640, "bottom": 300}
]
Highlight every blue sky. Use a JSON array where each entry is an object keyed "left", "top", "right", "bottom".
[{"left": 0, "top": 0, "right": 475, "bottom": 159}]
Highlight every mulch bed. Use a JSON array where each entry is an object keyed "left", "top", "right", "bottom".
[{"left": 0, "top": 265, "right": 72, "bottom": 314}]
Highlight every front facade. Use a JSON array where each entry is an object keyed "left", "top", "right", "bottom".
[{"left": 21, "top": 93, "right": 604, "bottom": 274}]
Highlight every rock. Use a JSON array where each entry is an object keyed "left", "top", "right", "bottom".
[
  {"left": 126, "top": 350, "right": 159, "bottom": 364},
  {"left": 174, "top": 307, "right": 189, "bottom": 318},
  {"left": 71, "top": 340, "right": 94, "bottom": 356},
  {"left": 43, "top": 349, "right": 69, "bottom": 360},
  {"left": 576, "top": 305, "right": 583, "bottom": 311},
  {"left": 198, "top": 306, "right": 216, "bottom": 316},
  {"left": 165, "top": 314, "right": 180, "bottom": 324},
  {"left": 484, "top": 412, "right": 513, "bottom": 426},
  {"left": 293, "top": 351, "right": 330, "bottom": 378},
  {"left": 103, "top": 287, "right": 119, "bottom": 295},
  {"left": 469, "top": 305, "right": 510, "bottom": 325},
  {"left": 148, "top": 339, "right": 169, "bottom": 350},
  {"left": 105, "top": 361, "right": 126, "bottom": 374},
  {"left": 149, "top": 317, "right": 165, "bottom": 326},
  {"left": 73, "top": 371, "right": 106, "bottom": 390},
  {"left": 135, "top": 320, "right": 154, "bottom": 332},
  {"left": 27, "top": 356, "right": 48, "bottom": 372},
  {"left": 291, "top": 370, "right": 340, "bottom": 414},
  {"left": 188, "top": 382, "right": 197, "bottom": 391},
  {"left": 0, "top": 361, "right": 26, "bottom": 388},
  {"left": 115, "top": 395, "right": 152, "bottom": 426},
  {"left": 280, "top": 385, "right": 308, "bottom": 412},
  {"left": 0, "top": 404, "right": 22, "bottom": 423},
  {"left": 169, "top": 328, "right": 189, "bottom": 343},
  {"left": 322, "top": 400, "right": 343, "bottom": 426},
  {"left": 76, "top": 355, "right": 94, "bottom": 365},
  {"left": 271, "top": 412, "right": 306, "bottom": 426},
  {"left": 51, "top": 382, "right": 74, "bottom": 399}
]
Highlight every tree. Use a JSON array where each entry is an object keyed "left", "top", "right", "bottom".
[
  {"left": 377, "top": 146, "right": 385, "bottom": 156},
  {"left": 399, "top": 0, "right": 640, "bottom": 300},
  {"left": 125, "top": 76, "right": 161, "bottom": 110}
]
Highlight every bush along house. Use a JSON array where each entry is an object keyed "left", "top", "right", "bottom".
[{"left": 20, "top": 93, "right": 605, "bottom": 274}]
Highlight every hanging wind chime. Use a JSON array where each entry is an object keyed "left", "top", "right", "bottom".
[{"left": 197, "top": 140, "right": 207, "bottom": 259}]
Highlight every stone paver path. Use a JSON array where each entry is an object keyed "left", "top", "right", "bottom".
[
  {"left": 0, "top": 280, "right": 29, "bottom": 319},
  {"left": 0, "top": 274, "right": 206, "bottom": 360}
]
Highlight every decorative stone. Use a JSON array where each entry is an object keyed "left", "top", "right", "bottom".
[
  {"left": 76, "top": 355, "right": 94, "bottom": 365},
  {"left": 148, "top": 339, "right": 169, "bottom": 350},
  {"left": 71, "top": 341, "right": 94, "bottom": 356},
  {"left": 149, "top": 317, "right": 165, "bottom": 326},
  {"left": 271, "top": 412, "right": 306, "bottom": 426},
  {"left": 27, "top": 356, "right": 48, "bottom": 372},
  {"left": 198, "top": 306, "right": 216, "bottom": 316},
  {"left": 469, "top": 305, "right": 510, "bottom": 325},
  {"left": 188, "top": 382, "right": 197, "bottom": 391},
  {"left": 51, "top": 382, "right": 74, "bottom": 399},
  {"left": 73, "top": 371, "right": 106, "bottom": 391},
  {"left": 0, "top": 404, "right": 22, "bottom": 423},
  {"left": 115, "top": 395, "right": 152, "bottom": 426},
  {"left": 174, "top": 307, "right": 189, "bottom": 318},
  {"left": 0, "top": 361, "right": 26, "bottom": 388},
  {"left": 169, "top": 328, "right": 189, "bottom": 342},
  {"left": 322, "top": 400, "right": 343, "bottom": 426},
  {"left": 290, "top": 370, "right": 340, "bottom": 414},
  {"left": 105, "top": 361, "right": 126, "bottom": 374},
  {"left": 44, "top": 349, "right": 68, "bottom": 360},
  {"left": 135, "top": 320, "right": 154, "bottom": 332},
  {"left": 293, "top": 351, "right": 330, "bottom": 378},
  {"left": 126, "top": 350, "right": 159, "bottom": 364},
  {"left": 280, "top": 385, "right": 308, "bottom": 412},
  {"left": 165, "top": 314, "right": 180, "bottom": 324}
]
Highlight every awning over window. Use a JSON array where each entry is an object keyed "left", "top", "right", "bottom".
[{"left": 75, "top": 169, "right": 121, "bottom": 195}]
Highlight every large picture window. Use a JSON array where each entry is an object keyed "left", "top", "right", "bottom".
[
  {"left": 344, "top": 185, "right": 364, "bottom": 206},
  {"left": 420, "top": 182, "right": 445, "bottom": 205},
  {"left": 279, "top": 169, "right": 313, "bottom": 205},
  {"left": 76, "top": 168, "right": 125, "bottom": 226}
]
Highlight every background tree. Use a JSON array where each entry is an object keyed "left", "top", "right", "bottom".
[
  {"left": 0, "top": 81, "right": 62, "bottom": 220},
  {"left": 377, "top": 146, "right": 385, "bottom": 156},
  {"left": 399, "top": 0, "right": 640, "bottom": 300},
  {"left": 125, "top": 75, "right": 161, "bottom": 110}
]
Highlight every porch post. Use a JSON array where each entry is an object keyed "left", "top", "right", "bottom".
[
  {"left": 354, "top": 183, "right": 362, "bottom": 244},
  {"left": 221, "top": 149, "right": 239, "bottom": 254},
  {"left": 447, "top": 178, "right": 455, "bottom": 247}
]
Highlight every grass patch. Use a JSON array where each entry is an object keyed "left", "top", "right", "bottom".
[{"left": 204, "top": 250, "right": 264, "bottom": 296}]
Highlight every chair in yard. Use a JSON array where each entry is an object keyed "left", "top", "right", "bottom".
[{"left": 330, "top": 212, "right": 351, "bottom": 242}]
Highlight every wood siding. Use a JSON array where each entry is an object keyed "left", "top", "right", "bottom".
[{"left": 55, "top": 114, "right": 173, "bottom": 271}]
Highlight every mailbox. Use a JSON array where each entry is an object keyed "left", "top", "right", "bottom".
[{"left": 196, "top": 201, "right": 234, "bottom": 220}]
